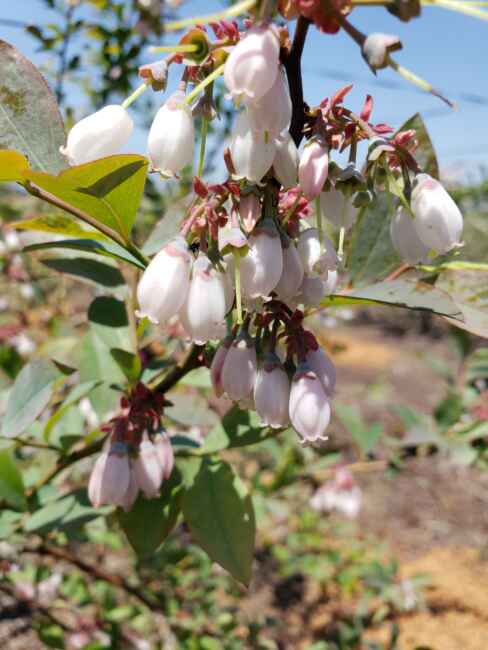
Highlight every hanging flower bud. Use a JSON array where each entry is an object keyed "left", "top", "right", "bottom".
[
  {"left": 211, "top": 337, "right": 233, "bottom": 397},
  {"left": 390, "top": 207, "right": 431, "bottom": 264},
  {"left": 136, "top": 236, "right": 192, "bottom": 325},
  {"left": 230, "top": 111, "right": 276, "bottom": 183},
  {"left": 298, "top": 137, "right": 329, "bottom": 201},
  {"left": 306, "top": 346, "right": 336, "bottom": 396},
  {"left": 362, "top": 33, "right": 402, "bottom": 72},
  {"left": 320, "top": 188, "right": 359, "bottom": 230},
  {"left": 60, "top": 105, "right": 133, "bottom": 166},
  {"left": 133, "top": 434, "right": 163, "bottom": 498},
  {"left": 410, "top": 174, "right": 463, "bottom": 254},
  {"left": 148, "top": 91, "right": 195, "bottom": 176},
  {"left": 119, "top": 468, "right": 139, "bottom": 513},
  {"left": 289, "top": 365, "right": 331, "bottom": 444},
  {"left": 274, "top": 238, "right": 304, "bottom": 302},
  {"left": 298, "top": 275, "right": 326, "bottom": 307},
  {"left": 239, "top": 193, "right": 262, "bottom": 233},
  {"left": 224, "top": 24, "right": 280, "bottom": 103},
  {"left": 179, "top": 253, "right": 229, "bottom": 344},
  {"left": 221, "top": 333, "right": 257, "bottom": 402},
  {"left": 297, "top": 228, "right": 338, "bottom": 277},
  {"left": 88, "top": 441, "right": 131, "bottom": 508},
  {"left": 273, "top": 133, "right": 299, "bottom": 189},
  {"left": 154, "top": 432, "right": 174, "bottom": 481},
  {"left": 254, "top": 356, "right": 291, "bottom": 428},
  {"left": 247, "top": 66, "right": 292, "bottom": 139},
  {"left": 240, "top": 218, "right": 283, "bottom": 299}
]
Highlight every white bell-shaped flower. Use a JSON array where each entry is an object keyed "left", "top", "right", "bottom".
[
  {"left": 230, "top": 111, "right": 276, "bottom": 183},
  {"left": 221, "top": 333, "right": 257, "bottom": 402},
  {"left": 60, "top": 105, "right": 133, "bottom": 166},
  {"left": 179, "top": 253, "right": 229, "bottom": 344},
  {"left": 299, "top": 275, "right": 325, "bottom": 307},
  {"left": 133, "top": 435, "right": 163, "bottom": 498},
  {"left": 320, "top": 188, "right": 359, "bottom": 230},
  {"left": 289, "top": 366, "right": 331, "bottom": 444},
  {"left": 148, "top": 91, "right": 195, "bottom": 176},
  {"left": 274, "top": 239, "right": 304, "bottom": 302},
  {"left": 254, "top": 356, "right": 291, "bottom": 428},
  {"left": 136, "top": 236, "right": 192, "bottom": 325},
  {"left": 88, "top": 441, "right": 131, "bottom": 508},
  {"left": 390, "top": 207, "right": 431, "bottom": 264},
  {"left": 154, "top": 432, "right": 174, "bottom": 481},
  {"left": 298, "top": 138, "right": 329, "bottom": 201},
  {"left": 410, "top": 173, "right": 463, "bottom": 254},
  {"left": 297, "top": 228, "right": 338, "bottom": 277},
  {"left": 224, "top": 24, "right": 280, "bottom": 103},
  {"left": 240, "top": 219, "right": 283, "bottom": 299},
  {"left": 273, "top": 133, "right": 299, "bottom": 189},
  {"left": 119, "top": 467, "right": 139, "bottom": 513},
  {"left": 306, "top": 346, "right": 336, "bottom": 396},
  {"left": 247, "top": 66, "right": 292, "bottom": 140},
  {"left": 211, "top": 337, "right": 233, "bottom": 397}
]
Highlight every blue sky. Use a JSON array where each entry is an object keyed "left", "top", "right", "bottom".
[{"left": 2, "top": 1, "right": 488, "bottom": 181}]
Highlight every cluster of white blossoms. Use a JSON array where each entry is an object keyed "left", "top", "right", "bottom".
[{"left": 59, "top": 18, "right": 464, "bottom": 507}]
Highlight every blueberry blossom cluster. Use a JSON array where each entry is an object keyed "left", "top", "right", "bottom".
[{"left": 59, "top": 13, "right": 464, "bottom": 510}]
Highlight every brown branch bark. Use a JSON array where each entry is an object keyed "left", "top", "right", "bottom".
[{"left": 283, "top": 16, "right": 312, "bottom": 147}]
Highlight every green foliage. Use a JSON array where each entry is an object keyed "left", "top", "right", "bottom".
[{"left": 0, "top": 450, "right": 26, "bottom": 509}]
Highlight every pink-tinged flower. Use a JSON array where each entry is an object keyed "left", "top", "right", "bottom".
[
  {"left": 133, "top": 435, "right": 163, "bottom": 498},
  {"left": 273, "top": 133, "right": 299, "bottom": 189},
  {"left": 120, "top": 466, "right": 139, "bottom": 512},
  {"left": 306, "top": 346, "right": 336, "bottom": 396},
  {"left": 210, "top": 337, "right": 233, "bottom": 397},
  {"left": 297, "top": 227, "right": 338, "bottom": 277},
  {"left": 289, "top": 366, "right": 331, "bottom": 443},
  {"left": 148, "top": 91, "right": 195, "bottom": 176},
  {"left": 154, "top": 432, "right": 174, "bottom": 480},
  {"left": 179, "top": 253, "right": 229, "bottom": 344},
  {"left": 298, "top": 274, "right": 326, "bottom": 306},
  {"left": 218, "top": 223, "right": 248, "bottom": 253},
  {"left": 239, "top": 193, "right": 262, "bottom": 233},
  {"left": 224, "top": 24, "right": 280, "bottom": 103},
  {"left": 390, "top": 207, "right": 431, "bottom": 264},
  {"left": 298, "top": 138, "right": 329, "bottom": 201},
  {"left": 254, "top": 357, "right": 290, "bottom": 428},
  {"left": 240, "top": 219, "right": 283, "bottom": 299},
  {"left": 247, "top": 66, "right": 292, "bottom": 139},
  {"left": 88, "top": 441, "right": 131, "bottom": 508},
  {"left": 136, "top": 236, "right": 192, "bottom": 325},
  {"left": 60, "top": 105, "right": 133, "bottom": 166},
  {"left": 274, "top": 239, "right": 304, "bottom": 302},
  {"left": 221, "top": 333, "right": 257, "bottom": 402},
  {"left": 362, "top": 33, "right": 402, "bottom": 72},
  {"left": 320, "top": 188, "right": 358, "bottom": 230},
  {"left": 310, "top": 470, "right": 362, "bottom": 518},
  {"left": 411, "top": 174, "right": 463, "bottom": 254},
  {"left": 230, "top": 111, "right": 276, "bottom": 183}
]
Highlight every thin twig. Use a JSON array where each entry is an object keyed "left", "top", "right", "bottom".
[
  {"left": 152, "top": 344, "right": 203, "bottom": 393},
  {"left": 283, "top": 16, "right": 312, "bottom": 147}
]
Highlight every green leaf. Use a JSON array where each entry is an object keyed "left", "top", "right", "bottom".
[
  {"left": 24, "top": 237, "right": 145, "bottom": 269},
  {"left": 11, "top": 214, "right": 110, "bottom": 240},
  {"left": 110, "top": 348, "right": 141, "bottom": 384},
  {"left": 0, "top": 40, "right": 66, "bottom": 173},
  {"left": 322, "top": 278, "right": 462, "bottom": 318},
  {"left": 117, "top": 474, "right": 181, "bottom": 557},
  {"left": 24, "top": 154, "right": 148, "bottom": 239},
  {"left": 0, "top": 150, "right": 29, "bottom": 182},
  {"left": 0, "top": 450, "right": 26, "bottom": 510},
  {"left": 40, "top": 257, "right": 125, "bottom": 288},
  {"left": 436, "top": 268, "right": 488, "bottom": 338},
  {"left": 2, "top": 359, "right": 63, "bottom": 437},
  {"left": 396, "top": 113, "right": 439, "bottom": 178},
  {"left": 25, "top": 489, "right": 108, "bottom": 533},
  {"left": 335, "top": 403, "right": 382, "bottom": 455},
  {"left": 166, "top": 391, "right": 219, "bottom": 428},
  {"left": 182, "top": 458, "right": 255, "bottom": 585},
  {"left": 202, "top": 407, "right": 270, "bottom": 454},
  {"left": 142, "top": 205, "right": 182, "bottom": 255},
  {"left": 43, "top": 380, "right": 100, "bottom": 441},
  {"left": 0, "top": 509, "right": 22, "bottom": 538}
]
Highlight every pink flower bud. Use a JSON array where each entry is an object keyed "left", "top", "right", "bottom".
[
  {"left": 240, "top": 219, "right": 283, "bottom": 299},
  {"left": 320, "top": 188, "right": 359, "bottom": 230},
  {"left": 273, "top": 133, "right": 299, "bottom": 189},
  {"left": 254, "top": 358, "right": 291, "bottom": 428},
  {"left": 411, "top": 174, "right": 463, "bottom": 254},
  {"left": 210, "top": 337, "right": 232, "bottom": 397},
  {"left": 306, "top": 346, "right": 336, "bottom": 396},
  {"left": 224, "top": 24, "right": 280, "bottom": 103},
  {"left": 239, "top": 193, "right": 262, "bottom": 233},
  {"left": 148, "top": 91, "right": 195, "bottom": 176},
  {"left": 274, "top": 239, "right": 304, "bottom": 302},
  {"left": 88, "top": 442, "right": 131, "bottom": 508},
  {"left": 298, "top": 275, "right": 325, "bottom": 307},
  {"left": 120, "top": 466, "right": 139, "bottom": 513},
  {"left": 136, "top": 236, "right": 192, "bottom": 325},
  {"left": 154, "top": 433, "right": 174, "bottom": 481},
  {"left": 297, "top": 228, "right": 338, "bottom": 277},
  {"left": 133, "top": 435, "right": 163, "bottom": 498},
  {"left": 230, "top": 111, "right": 276, "bottom": 183},
  {"left": 221, "top": 333, "right": 257, "bottom": 402},
  {"left": 362, "top": 33, "right": 402, "bottom": 72},
  {"left": 390, "top": 207, "right": 430, "bottom": 264},
  {"left": 289, "top": 367, "right": 331, "bottom": 444},
  {"left": 60, "top": 105, "right": 133, "bottom": 166},
  {"left": 298, "top": 138, "right": 329, "bottom": 201},
  {"left": 179, "top": 253, "right": 229, "bottom": 344},
  {"left": 246, "top": 66, "right": 292, "bottom": 139}
]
